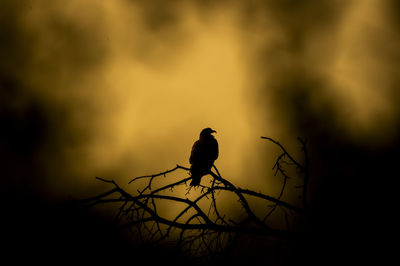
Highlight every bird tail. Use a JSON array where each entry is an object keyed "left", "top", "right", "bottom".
[
  {"left": 190, "top": 174, "right": 201, "bottom": 186},
  {"left": 190, "top": 163, "right": 213, "bottom": 186},
  {"left": 190, "top": 165, "right": 204, "bottom": 186}
]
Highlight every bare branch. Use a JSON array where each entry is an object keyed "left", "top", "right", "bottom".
[
  {"left": 261, "top": 136, "right": 305, "bottom": 170},
  {"left": 80, "top": 136, "right": 309, "bottom": 257}
]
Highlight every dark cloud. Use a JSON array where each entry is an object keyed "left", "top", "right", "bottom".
[
  {"left": 0, "top": 0, "right": 109, "bottom": 200},
  {"left": 240, "top": 1, "right": 399, "bottom": 261}
]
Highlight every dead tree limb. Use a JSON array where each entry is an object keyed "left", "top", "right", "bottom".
[{"left": 79, "top": 136, "right": 309, "bottom": 257}]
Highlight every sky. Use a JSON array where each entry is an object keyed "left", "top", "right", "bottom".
[{"left": 1, "top": 0, "right": 399, "bottom": 264}]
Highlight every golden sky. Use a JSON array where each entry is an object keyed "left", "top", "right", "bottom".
[{"left": 1, "top": 0, "right": 400, "bottom": 211}]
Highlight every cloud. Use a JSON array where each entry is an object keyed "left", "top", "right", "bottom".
[{"left": 1, "top": 0, "right": 284, "bottom": 203}]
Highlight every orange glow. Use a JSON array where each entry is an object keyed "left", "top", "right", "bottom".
[
  {"left": 17, "top": 1, "right": 283, "bottom": 202},
  {"left": 5, "top": 0, "right": 399, "bottom": 206}
]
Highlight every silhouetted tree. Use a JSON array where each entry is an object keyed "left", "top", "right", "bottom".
[{"left": 80, "top": 136, "right": 309, "bottom": 260}]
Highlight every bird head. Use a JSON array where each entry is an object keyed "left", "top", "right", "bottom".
[{"left": 200, "top": 127, "right": 216, "bottom": 138}]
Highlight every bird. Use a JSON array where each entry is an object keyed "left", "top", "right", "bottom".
[{"left": 189, "top": 128, "right": 219, "bottom": 186}]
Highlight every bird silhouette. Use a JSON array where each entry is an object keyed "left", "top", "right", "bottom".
[{"left": 189, "top": 128, "right": 219, "bottom": 186}]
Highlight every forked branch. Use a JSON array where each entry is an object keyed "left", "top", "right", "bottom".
[{"left": 79, "top": 136, "right": 309, "bottom": 256}]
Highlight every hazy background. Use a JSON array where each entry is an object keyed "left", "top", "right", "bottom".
[{"left": 1, "top": 0, "right": 399, "bottom": 264}]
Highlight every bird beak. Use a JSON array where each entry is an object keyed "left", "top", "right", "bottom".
[{"left": 212, "top": 130, "right": 217, "bottom": 133}]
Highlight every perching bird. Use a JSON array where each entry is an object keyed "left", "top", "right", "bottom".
[{"left": 189, "top": 128, "right": 219, "bottom": 186}]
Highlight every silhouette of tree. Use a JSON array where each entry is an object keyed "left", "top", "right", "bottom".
[{"left": 79, "top": 136, "right": 309, "bottom": 260}]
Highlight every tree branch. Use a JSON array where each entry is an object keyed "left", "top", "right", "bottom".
[{"left": 79, "top": 136, "right": 309, "bottom": 257}]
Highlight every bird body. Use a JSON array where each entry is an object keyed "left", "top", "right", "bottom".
[{"left": 189, "top": 128, "right": 218, "bottom": 186}]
